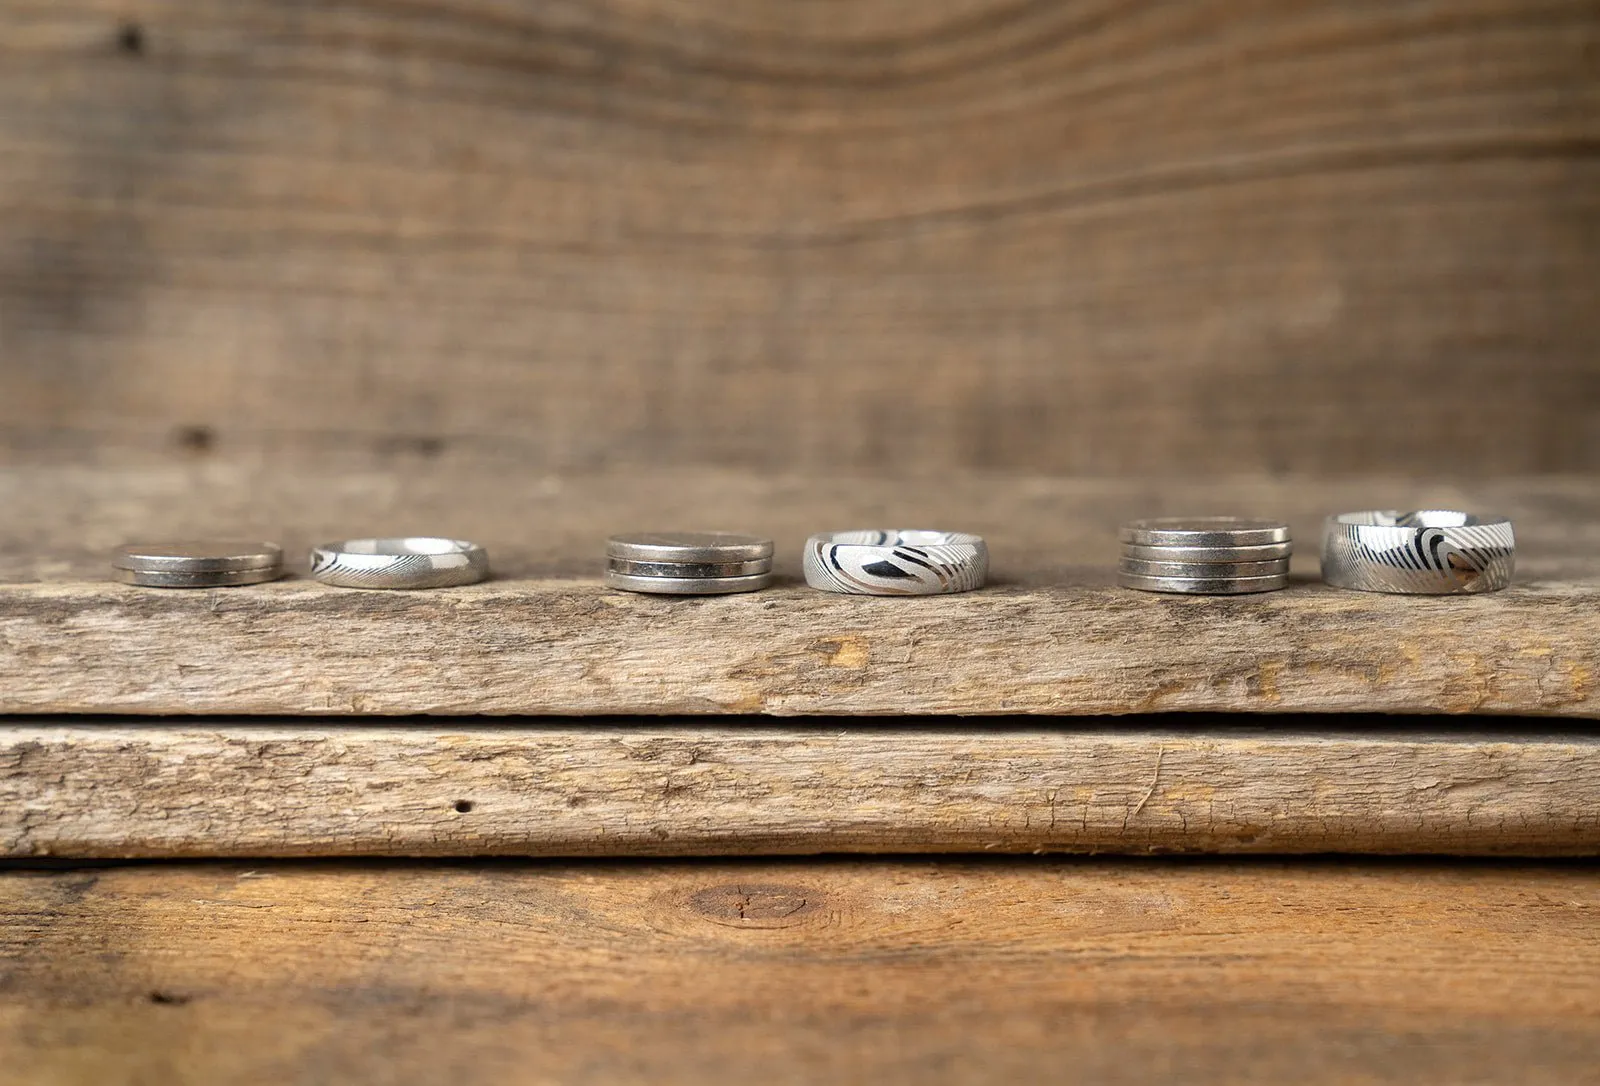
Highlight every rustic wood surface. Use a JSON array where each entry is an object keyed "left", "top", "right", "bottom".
[
  {"left": 1, "top": 860, "right": 1596, "bottom": 1084},
  {"left": 2, "top": 1, "right": 1597, "bottom": 475},
  {"left": 5, "top": 722, "right": 1598, "bottom": 858},
  {"left": 0, "top": 465, "right": 1594, "bottom": 716}
]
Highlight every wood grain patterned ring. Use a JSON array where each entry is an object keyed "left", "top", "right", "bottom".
[{"left": 309, "top": 537, "right": 489, "bottom": 590}]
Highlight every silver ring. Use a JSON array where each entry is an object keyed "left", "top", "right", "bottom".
[
  {"left": 111, "top": 540, "right": 284, "bottom": 588},
  {"left": 310, "top": 537, "right": 489, "bottom": 590},
  {"left": 1120, "top": 541, "right": 1294, "bottom": 563},
  {"left": 1119, "top": 518, "right": 1291, "bottom": 548},
  {"left": 607, "top": 558, "right": 772, "bottom": 578},
  {"left": 602, "top": 571, "right": 773, "bottom": 595},
  {"left": 1116, "top": 572, "right": 1290, "bottom": 595},
  {"left": 112, "top": 567, "right": 283, "bottom": 589},
  {"left": 1119, "top": 557, "right": 1289, "bottom": 578},
  {"left": 803, "top": 530, "right": 987, "bottom": 595},
  {"left": 606, "top": 532, "right": 773, "bottom": 564},
  {"left": 1321, "top": 511, "right": 1514, "bottom": 594}
]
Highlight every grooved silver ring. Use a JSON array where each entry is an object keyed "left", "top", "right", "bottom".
[
  {"left": 803, "top": 530, "right": 987, "bottom": 595},
  {"left": 1321, "top": 511, "right": 1514, "bottom": 595},
  {"left": 310, "top": 537, "right": 489, "bottom": 590}
]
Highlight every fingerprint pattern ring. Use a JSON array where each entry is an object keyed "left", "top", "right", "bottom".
[
  {"left": 803, "top": 530, "right": 988, "bottom": 595},
  {"left": 1321, "top": 512, "right": 1513, "bottom": 595}
]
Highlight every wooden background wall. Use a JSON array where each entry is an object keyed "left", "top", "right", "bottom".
[{"left": 1, "top": 1, "right": 1596, "bottom": 475}]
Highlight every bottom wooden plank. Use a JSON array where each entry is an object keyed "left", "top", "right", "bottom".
[
  {"left": 1, "top": 860, "right": 1597, "bottom": 1084},
  {"left": 4, "top": 721, "right": 1598, "bottom": 857}
]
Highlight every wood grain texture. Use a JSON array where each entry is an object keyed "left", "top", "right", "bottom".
[
  {"left": 1, "top": 465, "right": 1595, "bottom": 716},
  {"left": 2, "top": 860, "right": 1597, "bottom": 1084},
  {"left": 2, "top": 1, "right": 1597, "bottom": 474},
  {"left": 4, "top": 723, "right": 1599, "bottom": 858}
]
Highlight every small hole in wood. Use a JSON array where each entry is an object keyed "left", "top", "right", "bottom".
[
  {"left": 117, "top": 23, "right": 145, "bottom": 55},
  {"left": 453, "top": 800, "right": 474, "bottom": 813},
  {"left": 379, "top": 434, "right": 446, "bottom": 458},
  {"left": 173, "top": 424, "right": 215, "bottom": 453},
  {"left": 147, "top": 990, "right": 189, "bottom": 1006}
]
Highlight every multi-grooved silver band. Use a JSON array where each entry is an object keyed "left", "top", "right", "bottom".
[
  {"left": 803, "top": 530, "right": 987, "bottom": 595},
  {"left": 310, "top": 537, "right": 489, "bottom": 590},
  {"left": 1321, "top": 511, "right": 1514, "bottom": 595}
]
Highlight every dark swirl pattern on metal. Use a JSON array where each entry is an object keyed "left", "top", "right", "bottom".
[
  {"left": 803, "top": 530, "right": 987, "bottom": 595},
  {"left": 1320, "top": 511, "right": 1514, "bottom": 594}
]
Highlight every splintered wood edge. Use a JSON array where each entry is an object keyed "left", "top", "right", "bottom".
[
  {"left": 0, "top": 579, "right": 1595, "bottom": 716},
  {"left": 4, "top": 724, "right": 1598, "bottom": 858}
]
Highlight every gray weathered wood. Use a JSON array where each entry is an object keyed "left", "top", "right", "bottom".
[
  {"left": 4, "top": 723, "right": 1599, "bottom": 857},
  {"left": 4, "top": 577, "right": 1595, "bottom": 717},
  {"left": 1, "top": 466, "right": 1595, "bottom": 717},
  {"left": 2, "top": 1, "right": 1596, "bottom": 475}
]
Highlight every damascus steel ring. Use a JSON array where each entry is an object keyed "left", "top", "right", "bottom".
[
  {"left": 1321, "top": 511, "right": 1514, "bottom": 595},
  {"left": 310, "top": 537, "right": 489, "bottom": 590},
  {"left": 803, "top": 530, "right": 987, "bottom": 596}
]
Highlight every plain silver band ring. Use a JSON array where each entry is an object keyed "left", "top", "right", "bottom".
[
  {"left": 310, "top": 537, "right": 489, "bottom": 589},
  {"left": 803, "top": 530, "right": 987, "bottom": 595},
  {"left": 1321, "top": 511, "right": 1514, "bottom": 594}
]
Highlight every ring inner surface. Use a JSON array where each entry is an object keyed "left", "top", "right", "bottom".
[
  {"left": 821, "top": 530, "right": 977, "bottom": 547},
  {"left": 1337, "top": 511, "right": 1479, "bottom": 529},
  {"left": 338, "top": 537, "right": 471, "bottom": 556}
]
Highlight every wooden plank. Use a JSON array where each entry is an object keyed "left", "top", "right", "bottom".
[
  {"left": 4, "top": 722, "right": 1599, "bottom": 858},
  {"left": 1, "top": 466, "right": 1595, "bottom": 717},
  {"left": 2, "top": 861, "right": 1597, "bottom": 1083},
  {"left": 1, "top": 1, "right": 1597, "bottom": 475}
]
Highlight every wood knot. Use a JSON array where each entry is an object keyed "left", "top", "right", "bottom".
[{"left": 688, "top": 884, "right": 818, "bottom": 928}]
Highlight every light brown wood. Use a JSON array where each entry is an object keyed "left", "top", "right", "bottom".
[
  {"left": 4, "top": 722, "right": 1599, "bottom": 858},
  {"left": 1, "top": 861, "right": 1596, "bottom": 1084},
  {"left": 2, "top": 2, "right": 1596, "bottom": 474},
  {"left": 1, "top": 465, "right": 1595, "bottom": 717}
]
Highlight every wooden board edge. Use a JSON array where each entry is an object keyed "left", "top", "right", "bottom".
[{"left": 4, "top": 724, "right": 1598, "bottom": 858}]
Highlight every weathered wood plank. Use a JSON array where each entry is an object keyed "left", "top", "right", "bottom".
[
  {"left": 2, "top": 861, "right": 1597, "bottom": 1083},
  {"left": 1, "top": 1, "right": 1596, "bottom": 474},
  {"left": 1, "top": 467, "right": 1594, "bottom": 716},
  {"left": 4, "top": 723, "right": 1598, "bottom": 858},
  {"left": 2, "top": 576, "right": 1594, "bottom": 716}
]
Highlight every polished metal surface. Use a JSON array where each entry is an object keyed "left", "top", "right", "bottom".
[
  {"left": 1119, "top": 518, "right": 1292, "bottom": 548},
  {"left": 309, "top": 537, "right": 489, "bottom": 589},
  {"left": 1118, "top": 557, "right": 1290, "bottom": 578},
  {"left": 1119, "top": 541, "right": 1294, "bottom": 563},
  {"left": 803, "top": 530, "right": 987, "bottom": 595},
  {"left": 114, "top": 541, "right": 282, "bottom": 574},
  {"left": 1321, "top": 511, "right": 1514, "bottom": 594},
  {"left": 607, "top": 558, "right": 772, "bottom": 578},
  {"left": 1116, "top": 571, "right": 1290, "bottom": 595},
  {"left": 112, "top": 566, "right": 283, "bottom": 588},
  {"left": 603, "top": 570, "right": 774, "bottom": 595},
  {"left": 606, "top": 532, "right": 773, "bottom": 564}
]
